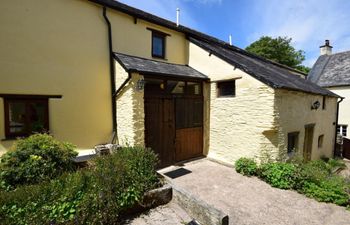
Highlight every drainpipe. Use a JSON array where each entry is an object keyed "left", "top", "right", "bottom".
[
  {"left": 334, "top": 97, "right": 344, "bottom": 157},
  {"left": 102, "top": 7, "right": 118, "bottom": 144}
]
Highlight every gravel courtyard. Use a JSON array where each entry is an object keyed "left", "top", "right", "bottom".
[{"left": 158, "top": 159, "right": 350, "bottom": 225}]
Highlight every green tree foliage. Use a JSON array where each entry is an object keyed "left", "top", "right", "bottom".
[{"left": 245, "top": 36, "right": 310, "bottom": 73}]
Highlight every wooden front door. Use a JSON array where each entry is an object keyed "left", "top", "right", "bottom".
[
  {"left": 145, "top": 97, "right": 175, "bottom": 167},
  {"left": 303, "top": 124, "right": 315, "bottom": 161},
  {"left": 144, "top": 78, "right": 203, "bottom": 167}
]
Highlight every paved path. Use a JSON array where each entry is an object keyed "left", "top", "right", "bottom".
[
  {"left": 122, "top": 202, "right": 192, "bottom": 225},
  {"left": 159, "top": 159, "right": 350, "bottom": 225}
]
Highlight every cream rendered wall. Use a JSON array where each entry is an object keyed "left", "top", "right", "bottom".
[
  {"left": 275, "top": 90, "right": 337, "bottom": 160},
  {"left": 0, "top": 0, "right": 113, "bottom": 152},
  {"left": 328, "top": 86, "right": 350, "bottom": 138},
  {"left": 116, "top": 69, "right": 145, "bottom": 147},
  {"left": 189, "top": 43, "right": 278, "bottom": 164},
  {"left": 107, "top": 9, "right": 188, "bottom": 65}
]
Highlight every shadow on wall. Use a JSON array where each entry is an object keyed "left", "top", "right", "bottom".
[{"left": 260, "top": 130, "right": 279, "bottom": 162}]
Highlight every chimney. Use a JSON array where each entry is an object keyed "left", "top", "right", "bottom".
[
  {"left": 320, "top": 40, "right": 333, "bottom": 55},
  {"left": 176, "top": 8, "right": 180, "bottom": 27},
  {"left": 229, "top": 35, "right": 232, "bottom": 45}
]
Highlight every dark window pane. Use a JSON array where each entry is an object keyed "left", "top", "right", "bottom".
[
  {"left": 318, "top": 135, "right": 324, "bottom": 148},
  {"left": 343, "top": 126, "right": 347, "bottom": 137},
  {"left": 8, "top": 102, "right": 26, "bottom": 133},
  {"left": 287, "top": 132, "right": 299, "bottom": 154},
  {"left": 217, "top": 81, "right": 235, "bottom": 97},
  {"left": 187, "top": 82, "right": 201, "bottom": 95},
  {"left": 152, "top": 33, "right": 165, "bottom": 58},
  {"left": 5, "top": 98, "right": 48, "bottom": 138},
  {"left": 145, "top": 78, "right": 165, "bottom": 95},
  {"left": 28, "top": 102, "right": 46, "bottom": 133},
  {"left": 176, "top": 98, "right": 203, "bottom": 129},
  {"left": 167, "top": 80, "right": 185, "bottom": 94}
]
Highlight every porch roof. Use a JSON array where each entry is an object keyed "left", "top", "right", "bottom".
[{"left": 114, "top": 52, "right": 208, "bottom": 80}]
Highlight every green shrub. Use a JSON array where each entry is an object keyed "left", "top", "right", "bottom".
[
  {"left": 235, "top": 158, "right": 258, "bottom": 176},
  {"left": 259, "top": 162, "right": 299, "bottom": 189},
  {"left": 301, "top": 177, "right": 349, "bottom": 206},
  {"left": 0, "top": 134, "right": 77, "bottom": 190},
  {"left": 0, "top": 146, "right": 159, "bottom": 225}
]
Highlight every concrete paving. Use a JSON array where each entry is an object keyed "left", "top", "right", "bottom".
[
  {"left": 122, "top": 202, "right": 192, "bottom": 225},
  {"left": 159, "top": 159, "right": 350, "bottom": 225}
]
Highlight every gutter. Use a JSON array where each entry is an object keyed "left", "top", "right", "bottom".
[
  {"left": 334, "top": 97, "right": 344, "bottom": 157},
  {"left": 102, "top": 7, "right": 118, "bottom": 143}
]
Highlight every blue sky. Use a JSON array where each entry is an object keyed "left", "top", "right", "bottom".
[{"left": 118, "top": 0, "right": 350, "bottom": 67}]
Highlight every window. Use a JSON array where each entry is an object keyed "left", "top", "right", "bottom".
[
  {"left": 152, "top": 32, "right": 166, "bottom": 58},
  {"left": 187, "top": 82, "right": 201, "bottom": 95},
  {"left": 217, "top": 80, "right": 236, "bottom": 97},
  {"left": 322, "top": 96, "right": 326, "bottom": 110},
  {"left": 318, "top": 135, "right": 324, "bottom": 148},
  {"left": 287, "top": 132, "right": 299, "bottom": 156},
  {"left": 337, "top": 125, "right": 348, "bottom": 137},
  {"left": 4, "top": 97, "right": 49, "bottom": 138}
]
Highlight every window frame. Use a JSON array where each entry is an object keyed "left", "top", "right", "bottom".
[
  {"left": 337, "top": 124, "right": 348, "bottom": 137},
  {"left": 151, "top": 31, "right": 166, "bottom": 59},
  {"left": 0, "top": 94, "right": 61, "bottom": 139},
  {"left": 318, "top": 134, "right": 324, "bottom": 148},
  {"left": 287, "top": 132, "right": 299, "bottom": 156},
  {"left": 217, "top": 80, "right": 236, "bottom": 98}
]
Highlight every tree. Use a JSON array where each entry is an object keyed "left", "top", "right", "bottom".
[{"left": 245, "top": 36, "right": 310, "bottom": 73}]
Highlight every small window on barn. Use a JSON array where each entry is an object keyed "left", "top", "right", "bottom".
[
  {"left": 217, "top": 80, "right": 235, "bottom": 97},
  {"left": 151, "top": 31, "right": 166, "bottom": 59},
  {"left": 287, "top": 132, "right": 299, "bottom": 156},
  {"left": 318, "top": 135, "right": 324, "bottom": 148},
  {"left": 322, "top": 96, "right": 326, "bottom": 110}
]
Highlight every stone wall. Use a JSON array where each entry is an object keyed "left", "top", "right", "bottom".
[
  {"left": 189, "top": 42, "right": 277, "bottom": 164},
  {"left": 275, "top": 90, "right": 337, "bottom": 160},
  {"left": 116, "top": 69, "right": 145, "bottom": 147}
]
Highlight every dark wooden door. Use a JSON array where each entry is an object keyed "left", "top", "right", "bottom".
[
  {"left": 343, "top": 138, "right": 350, "bottom": 159},
  {"left": 303, "top": 124, "right": 315, "bottom": 161},
  {"left": 145, "top": 97, "right": 175, "bottom": 167}
]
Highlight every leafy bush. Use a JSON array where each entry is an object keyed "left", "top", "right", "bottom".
[
  {"left": 301, "top": 177, "right": 349, "bottom": 206},
  {"left": 0, "top": 146, "right": 159, "bottom": 225},
  {"left": 259, "top": 162, "right": 299, "bottom": 189},
  {"left": 235, "top": 158, "right": 258, "bottom": 176},
  {"left": 0, "top": 134, "right": 77, "bottom": 190}
]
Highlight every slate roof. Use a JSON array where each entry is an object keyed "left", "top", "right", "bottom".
[
  {"left": 114, "top": 52, "right": 208, "bottom": 80},
  {"left": 308, "top": 51, "right": 350, "bottom": 87},
  {"left": 190, "top": 38, "right": 338, "bottom": 97},
  {"left": 89, "top": 0, "right": 338, "bottom": 97}
]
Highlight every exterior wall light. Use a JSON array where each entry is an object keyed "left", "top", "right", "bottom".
[
  {"left": 311, "top": 100, "right": 320, "bottom": 110},
  {"left": 136, "top": 78, "right": 145, "bottom": 91}
]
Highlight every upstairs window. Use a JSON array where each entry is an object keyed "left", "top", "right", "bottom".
[
  {"left": 337, "top": 125, "right": 348, "bottom": 137},
  {"left": 217, "top": 80, "right": 236, "bottom": 97},
  {"left": 152, "top": 31, "right": 166, "bottom": 59}
]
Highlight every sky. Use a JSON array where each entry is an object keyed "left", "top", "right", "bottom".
[{"left": 118, "top": 0, "right": 350, "bottom": 67}]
